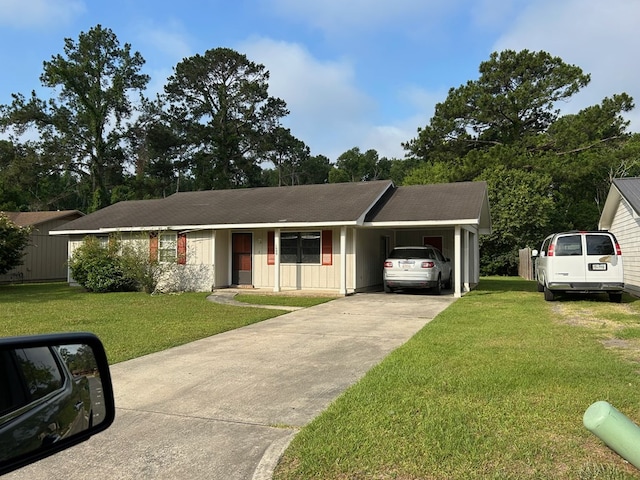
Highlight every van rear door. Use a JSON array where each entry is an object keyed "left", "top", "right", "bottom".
[
  {"left": 584, "top": 233, "right": 622, "bottom": 285},
  {"left": 551, "top": 234, "right": 586, "bottom": 284}
]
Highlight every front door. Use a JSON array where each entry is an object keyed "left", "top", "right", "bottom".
[{"left": 232, "top": 233, "right": 252, "bottom": 286}]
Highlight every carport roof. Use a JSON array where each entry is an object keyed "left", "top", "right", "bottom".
[
  {"left": 366, "top": 181, "right": 489, "bottom": 223},
  {"left": 52, "top": 180, "right": 491, "bottom": 234}
]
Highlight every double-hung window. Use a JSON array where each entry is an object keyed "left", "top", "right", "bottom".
[
  {"left": 151, "top": 232, "right": 187, "bottom": 264},
  {"left": 280, "top": 231, "right": 321, "bottom": 264},
  {"left": 158, "top": 233, "right": 177, "bottom": 263},
  {"left": 267, "top": 230, "right": 332, "bottom": 265}
]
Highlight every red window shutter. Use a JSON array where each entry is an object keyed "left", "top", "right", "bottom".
[
  {"left": 267, "top": 231, "right": 275, "bottom": 265},
  {"left": 322, "top": 230, "right": 332, "bottom": 266},
  {"left": 149, "top": 232, "right": 158, "bottom": 262},
  {"left": 177, "top": 233, "right": 187, "bottom": 265}
]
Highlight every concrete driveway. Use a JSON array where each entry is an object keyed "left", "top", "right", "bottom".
[{"left": 6, "top": 292, "right": 456, "bottom": 480}]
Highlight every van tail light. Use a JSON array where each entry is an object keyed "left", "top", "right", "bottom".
[
  {"left": 615, "top": 243, "right": 622, "bottom": 255},
  {"left": 547, "top": 244, "right": 554, "bottom": 257},
  {"left": 421, "top": 261, "right": 435, "bottom": 268},
  {"left": 384, "top": 261, "right": 393, "bottom": 268}
]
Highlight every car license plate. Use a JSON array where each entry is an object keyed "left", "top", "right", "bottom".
[
  {"left": 399, "top": 260, "right": 415, "bottom": 268},
  {"left": 589, "top": 263, "right": 607, "bottom": 271}
]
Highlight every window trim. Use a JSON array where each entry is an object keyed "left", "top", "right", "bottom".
[
  {"left": 152, "top": 231, "right": 187, "bottom": 264},
  {"left": 267, "top": 230, "right": 332, "bottom": 265}
]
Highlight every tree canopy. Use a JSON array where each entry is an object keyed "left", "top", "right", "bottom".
[
  {"left": 1, "top": 26, "right": 638, "bottom": 276},
  {"left": 0, "top": 213, "right": 31, "bottom": 275},
  {"left": 162, "top": 47, "right": 289, "bottom": 190},
  {"left": 402, "top": 49, "right": 638, "bottom": 274},
  {"left": 0, "top": 25, "right": 149, "bottom": 212}
]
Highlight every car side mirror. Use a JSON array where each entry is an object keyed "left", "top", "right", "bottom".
[
  {"left": 531, "top": 250, "right": 539, "bottom": 257},
  {"left": 0, "top": 332, "right": 115, "bottom": 476}
]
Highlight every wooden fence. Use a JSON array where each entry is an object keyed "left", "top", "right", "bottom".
[{"left": 518, "top": 247, "right": 534, "bottom": 280}]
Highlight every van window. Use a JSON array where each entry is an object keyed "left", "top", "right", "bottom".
[
  {"left": 541, "top": 237, "right": 551, "bottom": 254},
  {"left": 586, "top": 235, "right": 614, "bottom": 255},
  {"left": 555, "top": 235, "right": 582, "bottom": 256}
]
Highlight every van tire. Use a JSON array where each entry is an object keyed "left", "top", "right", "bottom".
[
  {"left": 609, "top": 293, "right": 622, "bottom": 303},
  {"left": 543, "top": 286, "right": 555, "bottom": 301}
]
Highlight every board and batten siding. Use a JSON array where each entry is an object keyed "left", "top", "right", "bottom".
[
  {"left": 67, "top": 231, "right": 216, "bottom": 291},
  {"left": 252, "top": 228, "right": 351, "bottom": 291},
  {"left": 610, "top": 198, "right": 640, "bottom": 297}
]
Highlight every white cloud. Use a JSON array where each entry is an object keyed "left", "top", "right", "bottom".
[
  {"left": 137, "top": 22, "right": 192, "bottom": 64},
  {"left": 493, "top": 0, "right": 640, "bottom": 131},
  {"left": 469, "top": 0, "right": 526, "bottom": 29},
  {"left": 133, "top": 22, "right": 194, "bottom": 99},
  {"left": 239, "top": 37, "right": 377, "bottom": 160},
  {"left": 0, "top": 0, "right": 85, "bottom": 28},
  {"left": 266, "top": 0, "right": 455, "bottom": 36}
]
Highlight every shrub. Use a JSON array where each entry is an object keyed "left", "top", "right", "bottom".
[
  {"left": 119, "top": 241, "right": 160, "bottom": 294},
  {"left": 0, "top": 213, "right": 31, "bottom": 275},
  {"left": 69, "top": 236, "right": 137, "bottom": 293}
]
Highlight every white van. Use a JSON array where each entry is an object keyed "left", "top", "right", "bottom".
[{"left": 533, "top": 231, "right": 624, "bottom": 302}]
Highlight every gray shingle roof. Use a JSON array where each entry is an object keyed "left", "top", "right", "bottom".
[
  {"left": 52, "top": 180, "right": 491, "bottom": 233},
  {"left": 613, "top": 177, "right": 640, "bottom": 214},
  {"left": 54, "top": 181, "right": 393, "bottom": 231},
  {"left": 366, "top": 181, "right": 489, "bottom": 223}
]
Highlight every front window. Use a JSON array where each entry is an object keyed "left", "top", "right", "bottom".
[
  {"left": 158, "top": 232, "right": 177, "bottom": 263},
  {"left": 281, "top": 232, "right": 321, "bottom": 264}
]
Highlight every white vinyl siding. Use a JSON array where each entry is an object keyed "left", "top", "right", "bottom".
[{"left": 611, "top": 199, "right": 640, "bottom": 297}]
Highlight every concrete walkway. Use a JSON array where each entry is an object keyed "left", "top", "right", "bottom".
[{"left": 7, "top": 292, "right": 456, "bottom": 480}]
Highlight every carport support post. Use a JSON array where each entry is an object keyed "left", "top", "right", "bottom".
[
  {"left": 273, "top": 228, "right": 281, "bottom": 292},
  {"left": 340, "top": 226, "right": 347, "bottom": 295},
  {"left": 464, "top": 228, "right": 470, "bottom": 292},
  {"left": 454, "top": 226, "right": 462, "bottom": 297}
]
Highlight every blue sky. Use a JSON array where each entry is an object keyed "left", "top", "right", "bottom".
[{"left": 1, "top": 0, "right": 639, "bottom": 161}]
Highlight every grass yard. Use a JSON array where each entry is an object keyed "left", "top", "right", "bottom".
[
  {"left": 274, "top": 277, "right": 640, "bottom": 480},
  {"left": 0, "top": 283, "right": 292, "bottom": 364}
]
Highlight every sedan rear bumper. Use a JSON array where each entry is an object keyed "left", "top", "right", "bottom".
[{"left": 385, "top": 279, "right": 439, "bottom": 289}]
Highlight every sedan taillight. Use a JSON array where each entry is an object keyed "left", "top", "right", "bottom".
[
  {"left": 421, "top": 261, "right": 435, "bottom": 268},
  {"left": 384, "top": 261, "right": 394, "bottom": 268}
]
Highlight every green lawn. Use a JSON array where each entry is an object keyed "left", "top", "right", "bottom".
[
  {"left": 4, "top": 280, "right": 640, "bottom": 478},
  {"left": 274, "top": 277, "right": 640, "bottom": 480},
  {"left": 0, "top": 283, "right": 289, "bottom": 364}
]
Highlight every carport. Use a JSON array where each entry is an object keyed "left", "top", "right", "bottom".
[{"left": 361, "top": 182, "right": 491, "bottom": 297}]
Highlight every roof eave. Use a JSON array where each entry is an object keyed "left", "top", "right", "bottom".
[
  {"left": 364, "top": 219, "right": 482, "bottom": 228},
  {"left": 50, "top": 221, "right": 360, "bottom": 235},
  {"left": 599, "top": 184, "right": 622, "bottom": 230}
]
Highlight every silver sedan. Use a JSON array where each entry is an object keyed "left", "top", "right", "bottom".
[{"left": 383, "top": 245, "right": 452, "bottom": 294}]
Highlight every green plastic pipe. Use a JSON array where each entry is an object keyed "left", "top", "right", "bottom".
[{"left": 583, "top": 400, "right": 640, "bottom": 470}]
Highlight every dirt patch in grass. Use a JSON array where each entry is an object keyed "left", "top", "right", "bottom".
[{"left": 552, "top": 301, "right": 640, "bottom": 365}]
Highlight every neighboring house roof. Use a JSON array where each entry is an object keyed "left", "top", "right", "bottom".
[
  {"left": 52, "top": 181, "right": 492, "bottom": 234},
  {"left": 599, "top": 177, "right": 640, "bottom": 230},
  {"left": 3, "top": 210, "right": 84, "bottom": 227}
]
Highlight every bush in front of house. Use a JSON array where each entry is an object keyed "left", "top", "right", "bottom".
[{"left": 69, "top": 236, "right": 139, "bottom": 293}]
